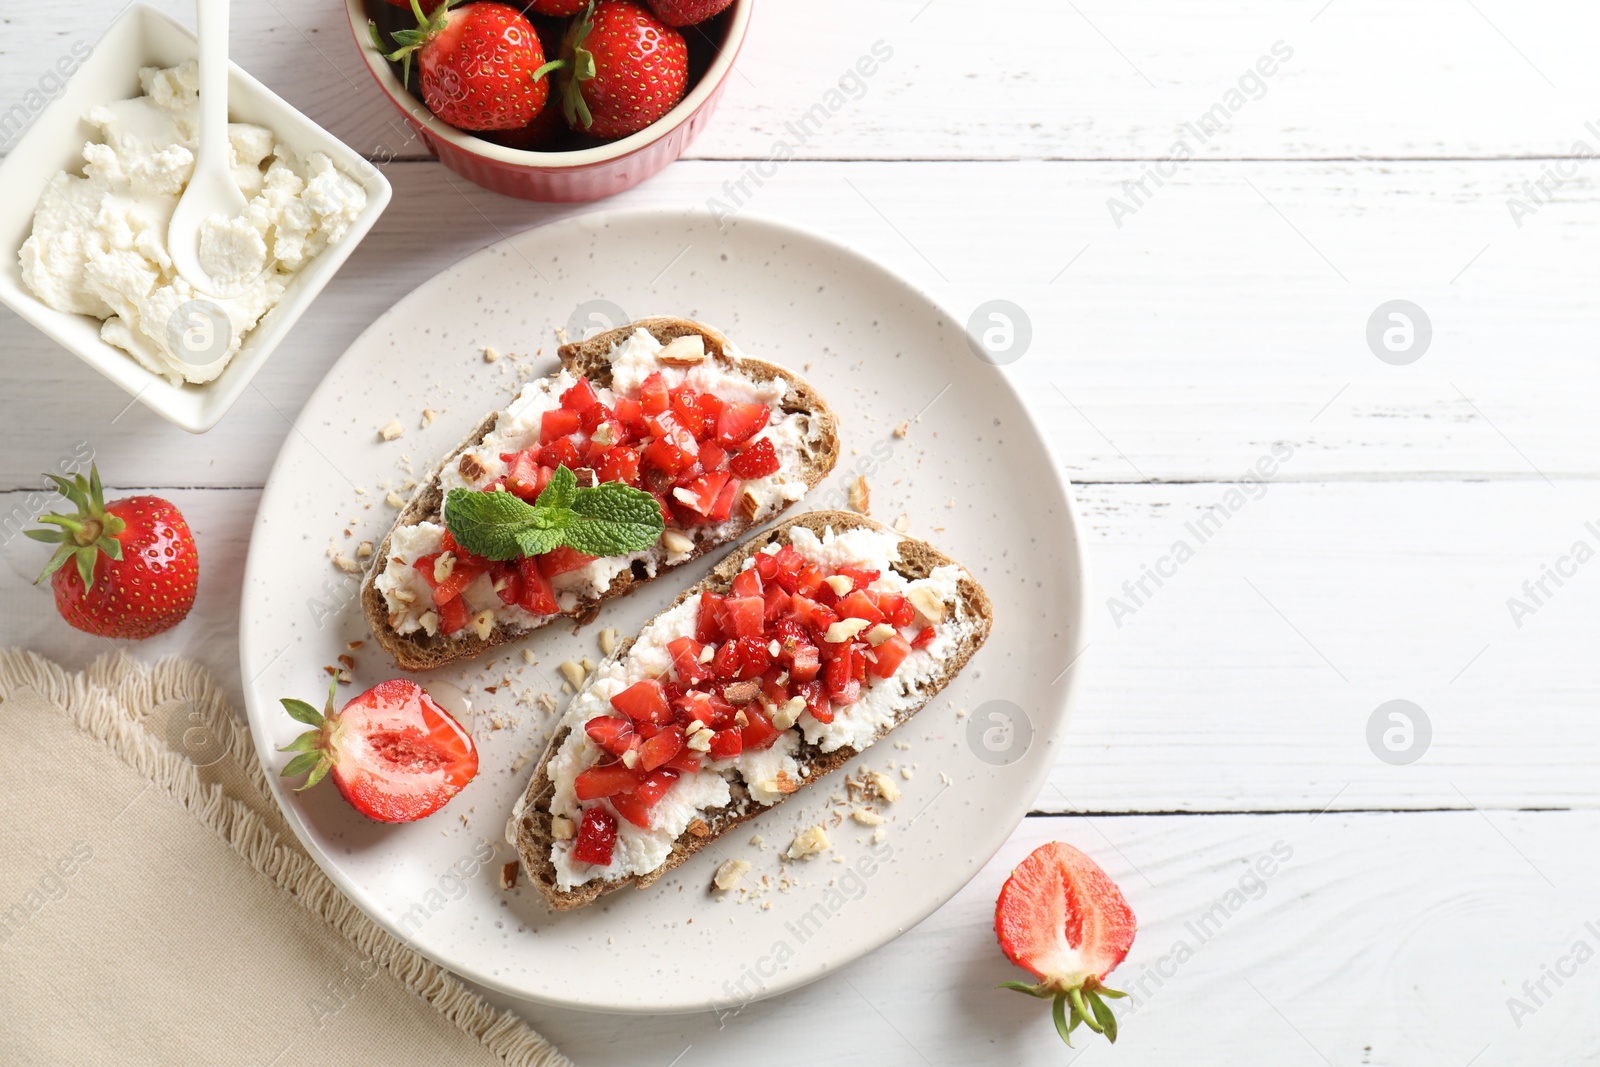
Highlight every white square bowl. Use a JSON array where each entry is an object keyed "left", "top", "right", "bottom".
[{"left": 0, "top": 3, "right": 391, "bottom": 433}]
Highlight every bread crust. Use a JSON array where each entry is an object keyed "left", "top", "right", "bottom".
[
  {"left": 359, "top": 318, "right": 841, "bottom": 671},
  {"left": 509, "top": 510, "right": 994, "bottom": 911}
]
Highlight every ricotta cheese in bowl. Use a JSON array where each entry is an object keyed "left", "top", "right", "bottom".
[{"left": 19, "top": 61, "right": 368, "bottom": 386}]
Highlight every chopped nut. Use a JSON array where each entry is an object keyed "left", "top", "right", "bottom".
[
  {"left": 865, "top": 622, "right": 897, "bottom": 647},
  {"left": 622, "top": 749, "right": 640, "bottom": 770},
  {"left": 685, "top": 729, "right": 712, "bottom": 753},
  {"left": 390, "top": 589, "right": 417, "bottom": 605},
  {"left": 771, "top": 770, "right": 798, "bottom": 794},
  {"left": 346, "top": 640, "right": 365, "bottom": 650},
  {"left": 385, "top": 491, "right": 406, "bottom": 509},
  {"left": 550, "top": 815, "right": 575, "bottom": 840},
  {"left": 419, "top": 610, "right": 440, "bottom": 633},
  {"left": 713, "top": 859, "right": 751, "bottom": 892},
  {"left": 421, "top": 408, "right": 438, "bottom": 427},
  {"left": 662, "top": 528, "right": 695, "bottom": 555},
  {"left": 848, "top": 476, "right": 870, "bottom": 513},
  {"left": 893, "top": 513, "right": 910, "bottom": 533},
  {"left": 356, "top": 540, "right": 374, "bottom": 559},
  {"left": 823, "top": 574, "right": 854, "bottom": 596},
  {"left": 872, "top": 827, "right": 887, "bottom": 844},
  {"left": 749, "top": 834, "right": 764, "bottom": 846},
  {"left": 866, "top": 769, "right": 901, "bottom": 802},
  {"left": 483, "top": 346, "right": 501, "bottom": 362},
  {"left": 471, "top": 610, "right": 495, "bottom": 641},
  {"left": 573, "top": 467, "right": 599, "bottom": 489},
  {"left": 824, "top": 617, "right": 870, "bottom": 643},
  {"left": 332, "top": 553, "right": 361, "bottom": 574},
  {"left": 767, "top": 638, "right": 781, "bottom": 657},
  {"left": 723, "top": 680, "right": 761, "bottom": 704},
  {"left": 687, "top": 818, "right": 711, "bottom": 838},
  {"left": 378, "top": 420, "right": 405, "bottom": 441},
  {"left": 901, "top": 767, "right": 914, "bottom": 780},
  {"left": 737, "top": 490, "right": 761, "bottom": 522},
  {"left": 907, "top": 585, "right": 947, "bottom": 625},
  {"left": 733, "top": 709, "right": 750, "bottom": 728},
  {"left": 658, "top": 334, "right": 707, "bottom": 366},
  {"left": 771, "top": 696, "right": 806, "bottom": 730},
  {"left": 851, "top": 808, "right": 885, "bottom": 826},
  {"left": 499, "top": 861, "right": 519, "bottom": 890},
  {"left": 599, "top": 628, "right": 618, "bottom": 656},
  {"left": 337, "top": 654, "right": 356, "bottom": 670},
  {"left": 893, "top": 420, "right": 909, "bottom": 438},
  {"left": 786, "top": 825, "right": 831, "bottom": 860},
  {"left": 433, "top": 552, "right": 456, "bottom": 584},
  {"left": 558, "top": 660, "right": 587, "bottom": 689},
  {"left": 522, "top": 648, "right": 537, "bottom": 665},
  {"left": 698, "top": 643, "right": 716, "bottom": 664},
  {"left": 458, "top": 453, "right": 487, "bottom": 483}
]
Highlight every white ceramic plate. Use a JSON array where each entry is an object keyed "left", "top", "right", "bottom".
[{"left": 239, "top": 207, "right": 1086, "bottom": 1013}]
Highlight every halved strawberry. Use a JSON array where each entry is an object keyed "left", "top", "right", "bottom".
[
  {"left": 278, "top": 679, "right": 478, "bottom": 823},
  {"left": 995, "top": 842, "right": 1136, "bottom": 1046}
]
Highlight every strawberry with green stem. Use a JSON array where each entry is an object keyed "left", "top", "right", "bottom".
[
  {"left": 28, "top": 465, "right": 198, "bottom": 640},
  {"left": 995, "top": 841, "right": 1137, "bottom": 1046},
  {"left": 558, "top": 0, "right": 688, "bottom": 138}
]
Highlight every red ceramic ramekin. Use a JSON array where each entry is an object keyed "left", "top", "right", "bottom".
[{"left": 345, "top": 0, "right": 751, "bottom": 202}]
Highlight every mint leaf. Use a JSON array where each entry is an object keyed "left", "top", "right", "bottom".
[
  {"left": 536, "top": 464, "right": 576, "bottom": 510},
  {"left": 442, "top": 468, "right": 663, "bottom": 562},
  {"left": 564, "top": 481, "right": 666, "bottom": 556},
  {"left": 444, "top": 488, "right": 558, "bottom": 560}
]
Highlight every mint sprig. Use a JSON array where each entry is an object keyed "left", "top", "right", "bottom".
[{"left": 443, "top": 465, "right": 665, "bottom": 561}]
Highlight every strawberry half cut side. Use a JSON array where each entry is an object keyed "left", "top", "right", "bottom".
[
  {"left": 279, "top": 679, "right": 479, "bottom": 823},
  {"left": 994, "top": 841, "right": 1137, "bottom": 1046}
]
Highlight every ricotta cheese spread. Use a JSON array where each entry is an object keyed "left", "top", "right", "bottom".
[
  {"left": 19, "top": 62, "right": 368, "bottom": 385},
  {"left": 534, "top": 522, "right": 976, "bottom": 891},
  {"left": 376, "top": 327, "right": 826, "bottom": 637}
]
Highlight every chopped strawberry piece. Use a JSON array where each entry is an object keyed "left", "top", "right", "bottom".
[
  {"left": 789, "top": 639, "right": 821, "bottom": 682},
  {"left": 730, "top": 437, "right": 780, "bottom": 478},
  {"left": 561, "top": 377, "right": 601, "bottom": 412},
  {"left": 753, "top": 551, "right": 780, "bottom": 582},
  {"left": 504, "top": 450, "right": 545, "bottom": 500},
  {"left": 584, "top": 715, "right": 635, "bottom": 757},
  {"left": 610, "top": 679, "right": 672, "bottom": 723},
  {"left": 911, "top": 626, "right": 937, "bottom": 649},
  {"left": 695, "top": 592, "right": 726, "bottom": 644},
  {"left": 735, "top": 634, "right": 772, "bottom": 678},
  {"left": 790, "top": 594, "right": 838, "bottom": 635},
  {"left": 715, "top": 402, "right": 770, "bottom": 448},
  {"left": 611, "top": 768, "right": 680, "bottom": 828},
  {"left": 836, "top": 590, "right": 885, "bottom": 624},
  {"left": 538, "top": 437, "right": 581, "bottom": 470},
  {"left": 612, "top": 396, "right": 646, "bottom": 435},
  {"left": 824, "top": 647, "right": 862, "bottom": 705},
  {"left": 541, "top": 409, "right": 582, "bottom": 442},
  {"left": 662, "top": 750, "right": 703, "bottom": 774},
  {"left": 798, "top": 679, "right": 832, "bottom": 724},
  {"left": 515, "top": 557, "right": 559, "bottom": 615},
  {"left": 638, "top": 372, "right": 669, "bottom": 415},
  {"left": 867, "top": 633, "right": 911, "bottom": 678},
  {"left": 838, "top": 566, "right": 881, "bottom": 591},
  {"left": 598, "top": 446, "right": 641, "bottom": 486},
  {"left": 670, "top": 386, "right": 710, "bottom": 438},
  {"left": 794, "top": 564, "right": 827, "bottom": 598},
  {"left": 412, "top": 552, "right": 441, "bottom": 589},
  {"left": 431, "top": 557, "right": 488, "bottom": 604},
  {"left": 874, "top": 592, "right": 917, "bottom": 628},
  {"left": 639, "top": 725, "right": 685, "bottom": 771},
  {"left": 740, "top": 703, "right": 781, "bottom": 750},
  {"left": 762, "top": 583, "right": 791, "bottom": 622},
  {"left": 538, "top": 546, "right": 599, "bottom": 577},
  {"left": 574, "top": 763, "right": 638, "bottom": 801},
  {"left": 437, "top": 595, "right": 472, "bottom": 635},
  {"left": 725, "top": 596, "right": 765, "bottom": 638},
  {"left": 642, "top": 428, "right": 698, "bottom": 476},
  {"left": 730, "top": 567, "right": 763, "bottom": 599},
  {"left": 708, "top": 476, "right": 741, "bottom": 522},
  {"left": 671, "top": 469, "right": 730, "bottom": 516},
  {"left": 710, "top": 640, "right": 742, "bottom": 681},
  {"left": 697, "top": 440, "right": 727, "bottom": 471},
  {"left": 572, "top": 808, "right": 617, "bottom": 865},
  {"left": 667, "top": 636, "right": 708, "bottom": 685},
  {"left": 708, "top": 728, "right": 743, "bottom": 760}
]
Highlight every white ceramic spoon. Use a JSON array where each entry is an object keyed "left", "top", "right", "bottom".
[{"left": 167, "top": 0, "right": 246, "bottom": 298}]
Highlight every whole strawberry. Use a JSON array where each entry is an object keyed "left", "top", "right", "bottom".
[
  {"left": 526, "top": 0, "right": 588, "bottom": 13},
  {"left": 29, "top": 466, "right": 198, "bottom": 639},
  {"left": 646, "top": 0, "right": 733, "bottom": 26},
  {"left": 373, "top": 0, "right": 560, "bottom": 132},
  {"left": 560, "top": 0, "right": 688, "bottom": 138}
]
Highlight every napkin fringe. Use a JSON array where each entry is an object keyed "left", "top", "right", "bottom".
[{"left": 0, "top": 648, "right": 572, "bottom": 1067}]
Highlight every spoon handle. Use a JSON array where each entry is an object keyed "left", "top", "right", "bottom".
[{"left": 194, "top": 0, "right": 231, "bottom": 178}]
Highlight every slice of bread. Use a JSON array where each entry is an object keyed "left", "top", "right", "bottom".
[
  {"left": 507, "top": 510, "right": 994, "bottom": 911},
  {"left": 360, "top": 318, "right": 840, "bottom": 671}
]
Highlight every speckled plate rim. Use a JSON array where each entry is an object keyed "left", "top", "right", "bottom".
[{"left": 238, "top": 205, "right": 1088, "bottom": 1012}]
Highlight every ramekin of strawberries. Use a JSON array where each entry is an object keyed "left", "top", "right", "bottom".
[{"left": 348, "top": 0, "right": 749, "bottom": 201}]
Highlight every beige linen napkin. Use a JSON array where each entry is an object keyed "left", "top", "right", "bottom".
[{"left": 0, "top": 649, "right": 571, "bottom": 1067}]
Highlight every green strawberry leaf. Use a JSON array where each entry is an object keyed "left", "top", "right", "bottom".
[
  {"left": 281, "top": 698, "right": 324, "bottom": 728},
  {"left": 281, "top": 750, "right": 323, "bottom": 779}
]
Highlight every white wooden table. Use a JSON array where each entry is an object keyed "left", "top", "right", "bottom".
[{"left": 5, "top": 1, "right": 1599, "bottom": 1063}]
